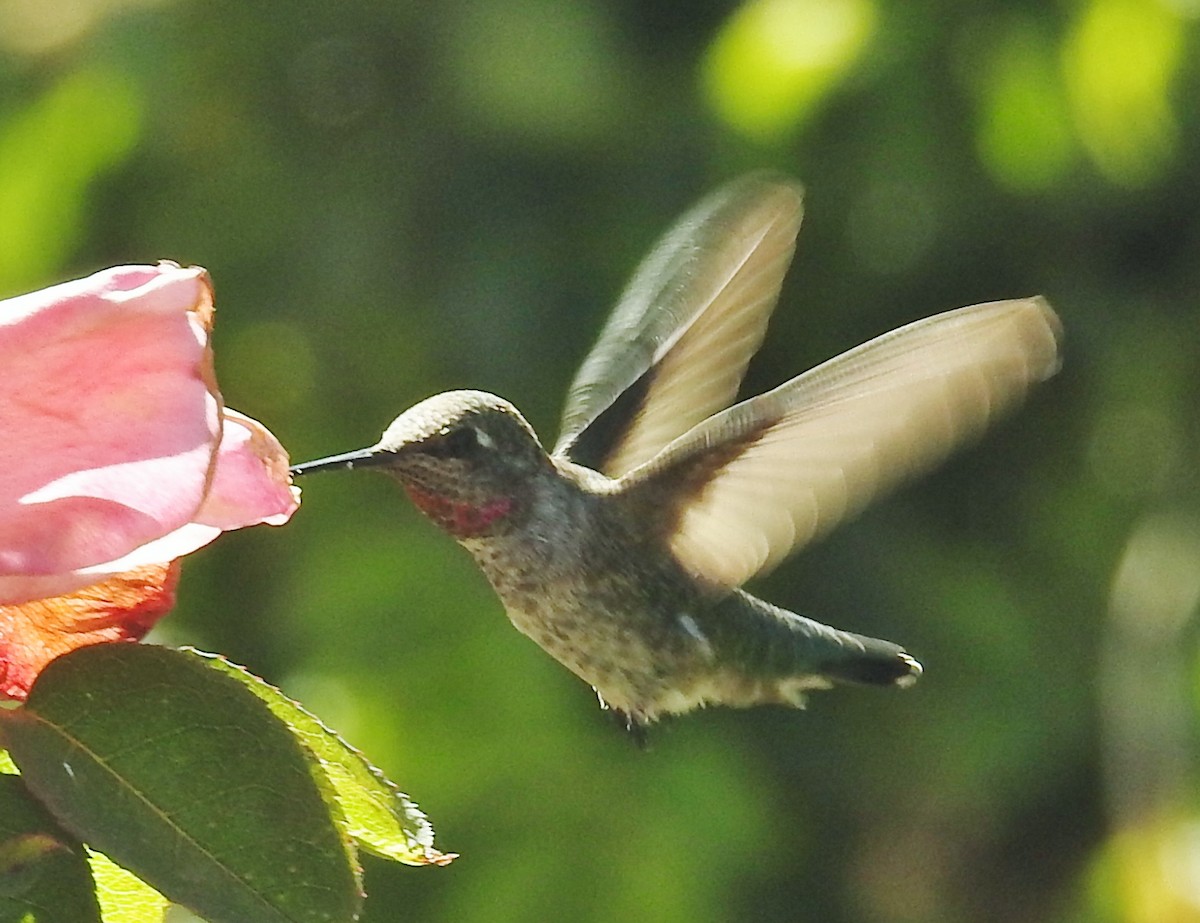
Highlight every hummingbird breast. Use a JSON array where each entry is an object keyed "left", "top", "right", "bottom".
[{"left": 455, "top": 464, "right": 727, "bottom": 722}]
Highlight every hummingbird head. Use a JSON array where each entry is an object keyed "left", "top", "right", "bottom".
[{"left": 291, "top": 390, "right": 549, "bottom": 538}]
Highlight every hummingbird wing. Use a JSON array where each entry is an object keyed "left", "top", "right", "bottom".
[
  {"left": 623, "top": 299, "right": 1062, "bottom": 589},
  {"left": 553, "top": 174, "right": 803, "bottom": 477}
]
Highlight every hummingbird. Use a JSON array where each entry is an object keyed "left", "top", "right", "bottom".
[{"left": 291, "top": 174, "right": 1062, "bottom": 734}]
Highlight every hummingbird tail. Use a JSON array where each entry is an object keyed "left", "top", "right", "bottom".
[
  {"left": 721, "top": 591, "right": 922, "bottom": 702},
  {"left": 814, "top": 631, "right": 923, "bottom": 688}
]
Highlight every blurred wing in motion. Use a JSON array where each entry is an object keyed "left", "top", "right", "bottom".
[
  {"left": 625, "top": 298, "right": 1063, "bottom": 589},
  {"left": 554, "top": 175, "right": 803, "bottom": 477}
]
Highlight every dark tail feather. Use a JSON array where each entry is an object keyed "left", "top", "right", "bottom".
[
  {"left": 816, "top": 630, "right": 923, "bottom": 688},
  {"left": 723, "top": 590, "right": 923, "bottom": 691}
]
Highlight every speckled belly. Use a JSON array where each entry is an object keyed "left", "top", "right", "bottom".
[
  {"left": 460, "top": 513, "right": 777, "bottom": 720},
  {"left": 502, "top": 582, "right": 673, "bottom": 707}
]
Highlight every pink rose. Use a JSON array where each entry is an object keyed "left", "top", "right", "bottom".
[{"left": 0, "top": 263, "right": 298, "bottom": 698}]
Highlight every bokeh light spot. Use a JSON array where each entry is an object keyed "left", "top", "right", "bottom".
[
  {"left": 976, "top": 23, "right": 1075, "bottom": 192},
  {"left": 1087, "top": 404, "right": 1182, "bottom": 500},
  {"left": 1061, "top": 0, "right": 1184, "bottom": 187},
  {"left": 444, "top": 0, "right": 627, "bottom": 148},
  {"left": 0, "top": 68, "right": 142, "bottom": 292},
  {"left": 703, "top": 0, "right": 876, "bottom": 141},
  {"left": 220, "top": 320, "right": 318, "bottom": 419},
  {"left": 288, "top": 37, "right": 383, "bottom": 131},
  {"left": 846, "top": 180, "right": 940, "bottom": 276},
  {"left": 0, "top": 0, "right": 170, "bottom": 55}
]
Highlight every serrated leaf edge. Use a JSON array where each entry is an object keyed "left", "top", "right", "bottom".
[{"left": 181, "top": 648, "right": 454, "bottom": 866}]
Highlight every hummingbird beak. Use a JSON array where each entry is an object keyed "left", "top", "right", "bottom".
[{"left": 289, "top": 446, "right": 391, "bottom": 477}]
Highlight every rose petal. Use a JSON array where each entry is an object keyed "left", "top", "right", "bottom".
[
  {"left": 0, "top": 562, "right": 180, "bottom": 701},
  {"left": 0, "top": 409, "right": 301, "bottom": 603},
  {"left": 66, "top": 408, "right": 299, "bottom": 575},
  {"left": 0, "top": 264, "right": 300, "bottom": 611},
  {"left": 0, "top": 264, "right": 220, "bottom": 582},
  {"left": 74, "top": 522, "right": 225, "bottom": 579},
  {"left": 194, "top": 409, "right": 300, "bottom": 530}
]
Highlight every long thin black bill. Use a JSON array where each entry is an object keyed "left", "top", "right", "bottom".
[{"left": 290, "top": 447, "right": 384, "bottom": 477}]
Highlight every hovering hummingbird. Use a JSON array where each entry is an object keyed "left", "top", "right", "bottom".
[{"left": 291, "top": 174, "right": 1062, "bottom": 734}]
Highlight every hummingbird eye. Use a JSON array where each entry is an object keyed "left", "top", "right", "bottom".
[{"left": 428, "top": 424, "right": 485, "bottom": 459}]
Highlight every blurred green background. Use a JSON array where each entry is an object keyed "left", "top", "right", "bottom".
[{"left": 3, "top": 1, "right": 1200, "bottom": 920}]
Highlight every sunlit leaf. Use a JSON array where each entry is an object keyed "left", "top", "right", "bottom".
[
  {"left": 0, "top": 773, "right": 100, "bottom": 922},
  {"left": 0, "top": 644, "right": 361, "bottom": 923},
  {"left": 86, "top": 850, "right": 169, "bottom": 923},
  {"left": 191, "top": 649, "right": 454, "bottom": 867}
]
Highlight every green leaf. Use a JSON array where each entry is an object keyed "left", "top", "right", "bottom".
[
  {"left": 0, "top": 774, "right": 101, "bottom": 923},
  {"left": 86, "top": 850, "right": 168, "bottom": 923},
  {"left": 0, "top": 644, "right": 361, "bottom": 923},
  {"left": 189, "top": 648, "right": 454, "bottom": 867},
  {"left": 0, "top": 750, "right": 16, "bottom": 775}
]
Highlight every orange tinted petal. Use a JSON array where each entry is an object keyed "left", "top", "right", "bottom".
[{"left": 0, "top": 562, "right": 180, "bottom": 700}]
